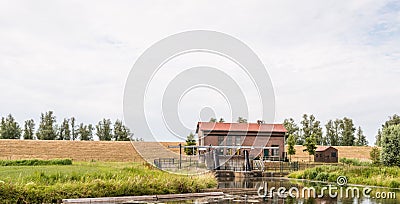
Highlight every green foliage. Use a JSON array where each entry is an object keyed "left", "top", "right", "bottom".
[
  {"left": 381, "top": 124, "right": 400, "bottom": 166},
  {"left": 341, "top": 117, "right": 356, "bottom": 146},
  {"left": 370, "top": 146, "right": 381, "bottom": 165},
  {"left": 70, "top": 117, "right": 77, "bottom": 140},
  {"left": 96, "top": 119, "right": 113, "bottom": 141},
  {"left": 209, "top": 118, "right": 217, "bottom": 122},
  {"left": 237, "top": 117, "right": 247, "bottom": 123},
  {"left": 113, "top": 120, "right": 131, "bottom": 141},
  {"left": 376, "top": 114, "right": 400, "bottom": 147},
  {"left": 36, "top": 111, "right": 57, "bottom": 140},
  {"left": 58, "top": 118, "right": 71, "bottom": 140},
  {"left": 218, "top": 118, "right": 225, "bottom": 123},
  {"left": 339, "top": 158, "right": 371, "bottom": 166},
  {"left": 23, "top": 119, "right": 35, "bottom": 140},
  {"left": 288, "top": 165, "right": 400, "bottom": 188},
  {"left": 78, "top": 123, "right": 94, "bottom": 141},
  {"left": 325, "top": 119, "right": 342, "bottom": 146},
  {"left": 0, "top": 159, "right": 72, "bottom": 166},
  {"left": 303, "top": 134, "right": 317, "bottom": 162},
  {"left": 355, "top": 126, "right": 368, "bottom": 146},
  {"left": 184, "top": 132, "right": 197, "bottom": 155},
  {"left": 0, "top": 162, "right": 217, "bottom": 203},
  {"left": 283, "top": 118, "right": 300, "bottom": 144},
  {"left": 300, "top": 114, "right": 323, "bottom": 145},
  {"left": 287, "top": 133, "right": 296, "bottom": 161},
  {"left": 0, "top": 114, "right": 22, "bottom": 139}
]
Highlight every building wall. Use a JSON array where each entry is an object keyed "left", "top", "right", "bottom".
[
  {"left": 199, "top": 131, "right": 285, "bottom": 159},
  {"left": 314, "top": 148, "right": 338, "bottom": 163}
]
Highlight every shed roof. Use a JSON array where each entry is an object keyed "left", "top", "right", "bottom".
[
  {"left": 196, "top": 122, "right": 287, "bottom": 133},
  {"left": 316, "top": 146, "right": 337, "bottom": 152}
]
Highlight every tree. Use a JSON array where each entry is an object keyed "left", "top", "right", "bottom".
[
  {"left": 184, "top": 132, "right": 197, "bottom": 155},
  {"left": 283, "top": 118, "right": 300, "bottom": 144},
  {"left": 70, "top": 117, "right": 77, "bottom": 140},
  {"left": 375, "top": 129, "right": 382, "bottom": 146},
  {"left": 209, "top": 118, "right": 217, "bottom": 122},
  {"left": 341, "top": 117, "right": 356, "bottom": 146},
  {"left": 333, "top": 119, "right": 343, "bottom": 145},
  {"left": 218, "top": 118, "right": 225, "bottom": 123},
  {"left": 36, "top": 111, "right": 58, "bottom": 140},
  {"left": 303, "top": 134, "right": 317, "bottom": 162},
  {"left": 376, "top": 114, "right": 400, "bottom": 146},
  {"left": 325, "top": 120, "right": 335, "bottom": 146},
  {"left": 0, "top": 114, "right": 22, "bottom": 139},
  {"left": 96, "top": 119, "right": 113, "bottom": 141},
  {"left": 300, "top": 114, "right": 323, "bottom": 145},
  {"left": 287, "top": 133, "right": 296, "bottom": 162},
  {"left": 300, "top": 114, "right": 311, "bottom": 143},
  {"left": 23, "top": 119, "right": 35, "bottom": 140},
  {"left": 58, "top": 118, "right": 71, "bottom": 140},
  {"left": 77, "top": 123, "right": 94, "bottom": 141},
  {"left": 380, "top": 124, "right": 400, "bottom": 166},
  {"left": 355, "top": 126, "right": 368, "bottom": 146},
  {"left": 370, "top": 146, "right": 381, "bottom": 165},
  {"left": 237, "top": 117, "right": 247, "bottom": 123},
  {"left": 113, "top": 120, "right": 131, "bottom": 141}
]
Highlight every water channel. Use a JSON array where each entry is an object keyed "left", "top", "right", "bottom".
[{"left": 165, "top": 177, "right": 400, "bottom": 204}]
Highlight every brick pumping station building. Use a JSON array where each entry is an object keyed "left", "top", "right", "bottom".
[{"left": 196, "top": 121, "right": 287, "bottom": 170}]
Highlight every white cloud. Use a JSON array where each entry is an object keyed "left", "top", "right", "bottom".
[{"left": 0, "top": 0, "right": 399, "bottom": 143}]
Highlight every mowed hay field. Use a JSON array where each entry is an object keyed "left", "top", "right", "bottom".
[
  {"left": 286, "top": 145, "right": 375, "bottom": 162},
  {"left": 0, "top": 140, "right": 375, "bottom": 162},
  {"left": 0, "top": 140, "right": 185, "bottom": 162}
]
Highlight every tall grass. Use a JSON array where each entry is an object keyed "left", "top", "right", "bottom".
[
  {"left": 288, "top": 165, "right": 400, "bottom": 188},
  {"left": 339, "top": 158, "right": 372, "bottom": 166},
  {"left": 0, "top": 162, "right": 217, "bottom": 203}
]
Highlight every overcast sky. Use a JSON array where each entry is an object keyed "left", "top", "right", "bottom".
[{"left": 0, "top": 1, "right": 399, "bottom": 143}]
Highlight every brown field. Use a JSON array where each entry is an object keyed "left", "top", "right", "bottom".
[
  {"left": 0, "top": 139, "right": 143, "bottom": 162},
  {"left": 286, "top": 145, "right": 375, "bottom": 162},
  {"left": 0, "top": 140, "right": 375, "bottom": 162}
]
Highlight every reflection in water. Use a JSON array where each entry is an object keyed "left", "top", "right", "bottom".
[{"left": 167, "top": 177, "right": 399, "bottom": 204}]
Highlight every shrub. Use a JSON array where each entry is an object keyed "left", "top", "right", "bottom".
[
  {"left": 339, "top": 158, "right": 371, "bottom": 166},
  {"left": 0, "top": 159, "right": 72, "bottom": 166}
]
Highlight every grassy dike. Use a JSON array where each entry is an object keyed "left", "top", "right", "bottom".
[
  {"left": 0, "top": 160, "right": 217, "bottom": 203},
  {"left": 288, "top": 165, "right": 400, "bottom": 188}
]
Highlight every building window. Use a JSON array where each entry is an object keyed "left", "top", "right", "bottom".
[
  {"left": 218, "top": 136, "right": 224, "bottom": 146},
  {"left": 217, "top": 136, "right": 225, "bottom": 155},
  {"left": 331, "top": 152, "right": 337, "bottom": 158},
  {"left": 226, "top": 136, "right": 232, "bottom": 146},
  {"left": 235, "top": 136, "right": 242, "bottom": 146},
  {"left": 271, "top": 145, "right": 279, "bottom": 156},
  {"left": 316, "top": 154, "right": 318, "bottom": 158}
]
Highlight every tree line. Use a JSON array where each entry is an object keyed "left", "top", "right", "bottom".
[
  {"left": 0, "top": 111, "right": 138, "bottom": 141},
  {"left": 283, "top": 114, "right": 368, "bottom": 147}
]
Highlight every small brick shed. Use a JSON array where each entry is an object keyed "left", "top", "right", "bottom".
[{"left": 314, "top": 146, "right": 338, "bottom": 163}]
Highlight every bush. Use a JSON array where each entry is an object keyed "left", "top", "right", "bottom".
[
  {"left": 339, "top": 158, "right": 371, "bottom": 166},
  {"left": 370, "top": 147, "right": 381, "bottom": 165},
  {"left": 0, "top": 159, "right": 72, "bottom": 166}
]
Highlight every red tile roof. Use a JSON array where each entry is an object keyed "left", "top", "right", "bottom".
[
  {"left": 316, "top": 146, "right": 337, "bottom": 152},
  {"left": 197, "top": 122, "right": 287, "bottom": 133}
]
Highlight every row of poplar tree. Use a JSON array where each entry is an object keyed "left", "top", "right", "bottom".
[
  {"left": 283, "top": 114, "right": 368, "bottom": 147},
  {"left": 0, "top": 111, "right": 134, "bottom": 141}
]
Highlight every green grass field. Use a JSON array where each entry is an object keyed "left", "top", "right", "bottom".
[
  {"left": 0, "top": 160, "right": 217, "bottom": 203},
  {"left": 288, "top": 165, "right": 400, "bottom": 188}
]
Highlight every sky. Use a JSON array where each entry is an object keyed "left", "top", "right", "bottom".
[{"left": 0, "top": 1, "right": 399, "bottom": 143}]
